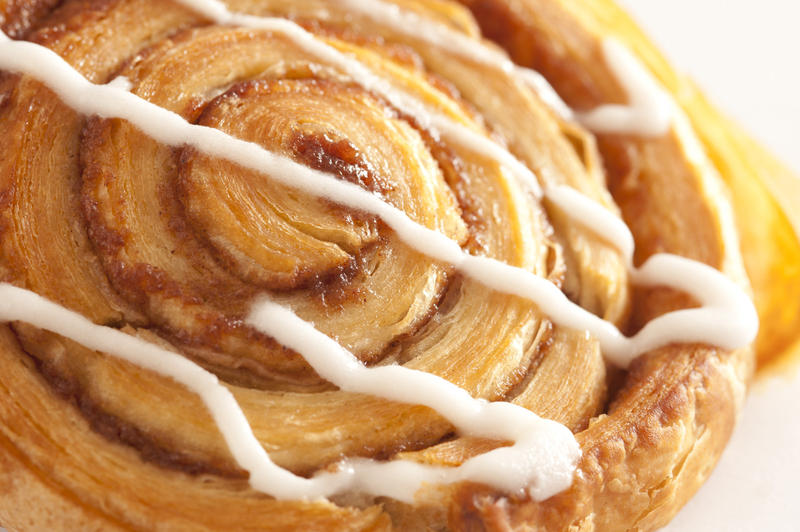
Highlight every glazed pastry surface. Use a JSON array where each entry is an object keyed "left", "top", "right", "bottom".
[{"left": 0, "top": 0, "right": 798, "bottom": 530}]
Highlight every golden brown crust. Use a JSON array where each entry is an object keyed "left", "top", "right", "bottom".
[
  {"left": 0, "top": 0, "right": 60, "bottom": 39},
  {"left": 0, "top": 0, "right": 797, "bottom": 531}
]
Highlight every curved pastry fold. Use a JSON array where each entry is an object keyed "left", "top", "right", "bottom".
[{"left": 0, "top": 0, "right": 797, "bottom": 530}]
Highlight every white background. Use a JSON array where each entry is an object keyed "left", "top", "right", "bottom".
[{"left": 617, "top": 1, "right": 800, "bottom": 531}]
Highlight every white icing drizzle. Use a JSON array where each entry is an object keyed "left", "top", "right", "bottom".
[
  {"left": 545, "top": 184, "right": 635, "bottom": 263},
  {"left": 0, "top": 284, "right": 302, "bottom": 496},
  {"left": 0, "top": 283, "right": 579, "bottom": 502},
  {"left": 336, "top": 0, "right": 577, "bottom": 121},
  {"left": 338, "top": 0, "right": 518, "bottom": 74},
  {"left": 246, "top": 300, "right": 579, "bottom": 501},
  {"left": 577, "top": 40, "right": 673, "bottom": 136},
  {"left": 0, "top": 29, "right": 757, "bottom": 362},
  {"left": 514, "top": 67, "right": 576, "bottom": 121},
  {"left": 0, "top": 0, "right": 759, "bottom": 505},
  {"left": 171, "top": 0, "right": 545, "bottom": 197},
  {"left": 105, "top": 75, "right": 133, "bottom": 92},
  {"left": 629, "top": 255, "right": 758, "bottom": 358}
]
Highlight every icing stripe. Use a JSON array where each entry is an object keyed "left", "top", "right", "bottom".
[
  {"left": 577, "top": 40, "right": 673, "bottom": 136},
  {"left": 0, "top": 31, "right": 754, "bottom": 365},
  {"left": 0, "top": 31, "right": 756, "bottom": 366},
  {"left": 0, "top": 283, "right": 579, "bottom": 502},
  {"left": 545, "top": 184, "right": 635, "bottom": 262},
  {"left": 0, "top": 0, "right": 759, "bottom": 504},
  {"left": 171, "top": 0, "right": 545, "bottom": 197},
  {"left": 0, "top": 285, "right": 302, "bottom": 497},
  {"left": 336, "top": 0, "right": 577, "bottom": 120},
  {"left": 247, "top": 299, "right": 579, "bottom": 501}
]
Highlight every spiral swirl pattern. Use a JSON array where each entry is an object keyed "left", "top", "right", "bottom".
[{"left": 1, "top": 0, "right": 798, "bottom": 530}]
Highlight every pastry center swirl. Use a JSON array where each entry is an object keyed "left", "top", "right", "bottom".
[{"left": 0, "top": 0, "right": 764, "bottom": 515}]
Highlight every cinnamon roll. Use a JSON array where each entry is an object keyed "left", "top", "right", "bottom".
[{"left": 0, "top": 0, "right": 797, "bottom": 530}]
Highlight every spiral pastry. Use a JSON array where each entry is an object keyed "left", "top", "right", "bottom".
[{"left": 0, "top": 0, "right": 798, "bottom": 530}]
